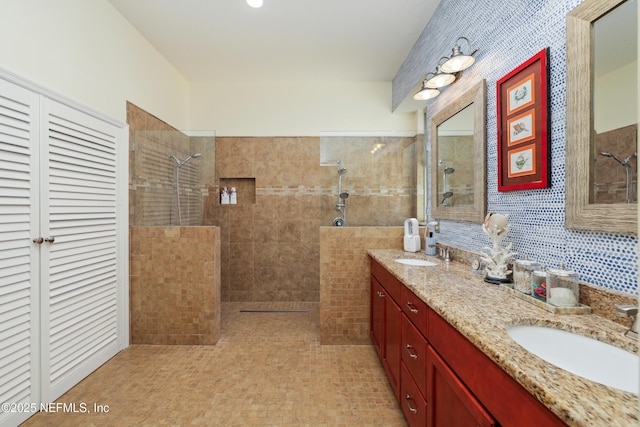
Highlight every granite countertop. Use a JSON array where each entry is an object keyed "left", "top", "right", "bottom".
[{"left": 368, "top": 249, "right": 638, "bottom": 427}]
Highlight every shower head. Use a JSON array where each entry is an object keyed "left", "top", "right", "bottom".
[
  {"left": 623, "top": 152, "right": 637, "bottom": 164},
  {"left": 339, "top": 192, "right": 349, "bottom": 199},
  {"left": 600, "top": 151, "right": 624, "bottom": 164},
  {"left": 171, "top": 153, "right": 202, "bottom": 167},
  {"left": 182, "top": 152, "right": 202, "bottom": 164},
  {"left": 337, "top": 160, "right": 347, "bottom": 175},
  {"left": 441, "top": 191, "right": 453, "bottom": 205},
  {"left": 444, "top": 167, "right": 455, "bottom": 174}
]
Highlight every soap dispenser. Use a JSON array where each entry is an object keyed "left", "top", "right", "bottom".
[
  {"left": 424, "top": 221, "right": 438, "bottom": 256},
  {"left": 403, "top": 218, "right": 421, "bottom": 252}
]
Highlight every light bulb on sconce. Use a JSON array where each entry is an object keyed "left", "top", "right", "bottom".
[
  {"left": 441, "top": 37, "right": 478, "bottom": 73},
  {"left": 413, "top": 76, "right": 440, "bottom": 100},
  {"left": 426, "top": 61, "right": 456, "bottom": 89}
]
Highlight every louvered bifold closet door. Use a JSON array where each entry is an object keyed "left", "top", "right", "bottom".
[
  {"left": 0, "top": 80, "right": 40, "bottom": 426},
  {"left": 40, "top": 99, "right": 120, "bottom": 403}
]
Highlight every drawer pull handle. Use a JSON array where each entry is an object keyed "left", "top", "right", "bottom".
[
  {"left": 405, "top": 395, "right": 418, "bottom": 414},
  {"left": 405, "top": 344, "right": 418, "bottom": 360},
  {"left": 405, "top": 301, "right": 419, "bottom": 314},
  {"left": 377, "top": 291, "right": 385, "bottom": 298}
]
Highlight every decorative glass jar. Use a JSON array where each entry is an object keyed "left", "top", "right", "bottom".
[
  {"left": 530, "top": 270, "right": 547, "bottom": 302},
  {"left": 547, "top": 264, "right": 579, "bottom": 307},
  {"left": 513, "top": 258, "right": 542, "bottom": 294}
]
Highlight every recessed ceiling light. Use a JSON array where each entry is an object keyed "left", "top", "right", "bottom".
[{"left": 247, "top": 0, "right": 263, "bottom": 8}]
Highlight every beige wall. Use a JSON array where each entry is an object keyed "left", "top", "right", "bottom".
[
  {"left": 188, "top": 80, "right": 419, "bottom": 136},
  {"left": 0, "top": 0, "right": 189, "bottom": 128},
  {"left": 0, "top": 1, "right": 419, "bottom": 137}
]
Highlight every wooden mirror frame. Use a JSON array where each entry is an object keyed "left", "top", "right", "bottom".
[
  {"left": 565, "top": 0, "right": 637, "bottom": 234},
  {"left": 431, "top": 80, "right": 486, "bottom": 223}
]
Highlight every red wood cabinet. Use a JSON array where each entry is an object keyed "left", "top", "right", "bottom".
[
  {"left": 370, "top": 256, "right": 567, "bottom": 427},
  {"left": 370, "top": 274, "right": 401, "bottom": 400},
  {"left": 428, "top": 310, "right": 566, "bottom": 427},
  {"left": 427, "top": 346, "right": 495, "bottom": 427}
]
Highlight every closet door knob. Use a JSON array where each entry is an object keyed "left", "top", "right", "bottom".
[
  {"left": 33, "top": 237, "right": 44, "bottom": 244},
  {"left": 44, "top": 236, "right": 55, "bottom": 243}
]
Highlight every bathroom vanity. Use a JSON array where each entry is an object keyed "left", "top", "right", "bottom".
[{"left": 369, "top": 249, "right": 637, "bottom": 426}]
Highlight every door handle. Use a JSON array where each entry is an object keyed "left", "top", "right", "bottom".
[
  {"left": 33, "top": 237, "right": 44, "bottom": 244},
  {"left": 44, "top": 236, "right": 55, "bottom": 243}
]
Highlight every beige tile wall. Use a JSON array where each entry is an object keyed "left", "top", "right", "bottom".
[
  {"left": 127, "top": 104, "right": 221, "bottom": 345},
  {"left": 320, "top": 135, "right": 420, "bottom": 226},
  {"left": 129, "top": 226, "right": 221, "bottom": 344},
  {"left": 206, "top": 137, "right": 321, "bottom": 302},
  {"left": 319, "top": 226, "right": 406, "bottom": 345},
  {"left": 437, "top": 135, "right": 475, "bottom": 206}
]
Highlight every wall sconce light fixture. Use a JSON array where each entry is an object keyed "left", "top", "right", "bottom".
[
  {"left": 441, "top": 37, "right": 477, "bottom": 73},
  {"left": 413, "top": 75, "right": 440, "bottom": 100},
  {"left": 414, "top": 37, "right": 478, "bottom": 101}
]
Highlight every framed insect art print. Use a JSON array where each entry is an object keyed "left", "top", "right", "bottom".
[{"left": 496, "top": 48, "right": 550, "bottom": 191}]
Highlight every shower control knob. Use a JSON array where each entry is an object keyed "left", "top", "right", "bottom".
[
  {"left": 44, "top": 236, "right": 55, "bottom": 243},
  {"left": 33, "top": 237, "right": 44, "bottom": 244}
]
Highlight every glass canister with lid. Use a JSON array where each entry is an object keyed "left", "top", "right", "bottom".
[
  {"left": 530, "top": 269, "right": 547, "bottom": 301},
  {"left": 513, "top": 258, "right": 542, "bottom": 294},
  {"left": 546, "top": 264, "right": 579, "bottom": 307}
]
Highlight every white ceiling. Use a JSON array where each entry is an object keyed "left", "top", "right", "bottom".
[{"left": 108, "top": 0, "right": 440, "bottom": 83}]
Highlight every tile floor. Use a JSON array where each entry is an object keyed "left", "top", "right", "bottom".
[{"left": 23, "top": 302, "right": 407, "bottom": 426}]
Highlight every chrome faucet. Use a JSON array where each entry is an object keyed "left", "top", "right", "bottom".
[{"left": 615, "top": 305, "right": 639, "bottom": 340}]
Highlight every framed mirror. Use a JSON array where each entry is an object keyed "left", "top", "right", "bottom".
[
  {"left": 566, "top": 0, "right": 638, "bottom": 234},
  {"left": 431, "top": 80, "right": 486, "bottom": 222}
]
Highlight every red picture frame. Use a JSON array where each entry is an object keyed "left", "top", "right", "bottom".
[{"left": 496, "top": 48, "right": 550, "bottom": 191}]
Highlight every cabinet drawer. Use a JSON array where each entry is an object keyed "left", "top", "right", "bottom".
[
  {"left": 370, "top": 258, "right": 401, "bottom": 303},
  {"left": 401, "top": 314, "right": 427, "bottom": 398},
  {"left": 401, "top": 286, "right": 428, "bottom": 336},
  {"left": 401, "top": 362, "right": 427, "bottom": 427}
]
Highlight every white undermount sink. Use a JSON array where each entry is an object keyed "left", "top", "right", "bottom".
[
  {"left": 506, "top": 325, "right": 639, "bottom": 394},
  {"left": 394, "top": 258, "right": 438, "bottom": 267}
]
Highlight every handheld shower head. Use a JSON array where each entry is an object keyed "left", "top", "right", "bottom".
[
  {"left": 600, "top": 151, "right": 625, "bottom": 165},
  {"left": 171, "top": 153, "right": 202, "bottom": 167},
  {"left": 444, "top": 167, "right": 455, "bottom": 174}
]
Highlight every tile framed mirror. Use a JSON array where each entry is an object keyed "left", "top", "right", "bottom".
[
  {"left": 430, "top": 80, "right": 486, "bottom": 222},
  {"left": 565, "top": 0, "right": 638, "bottom": 234}
]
